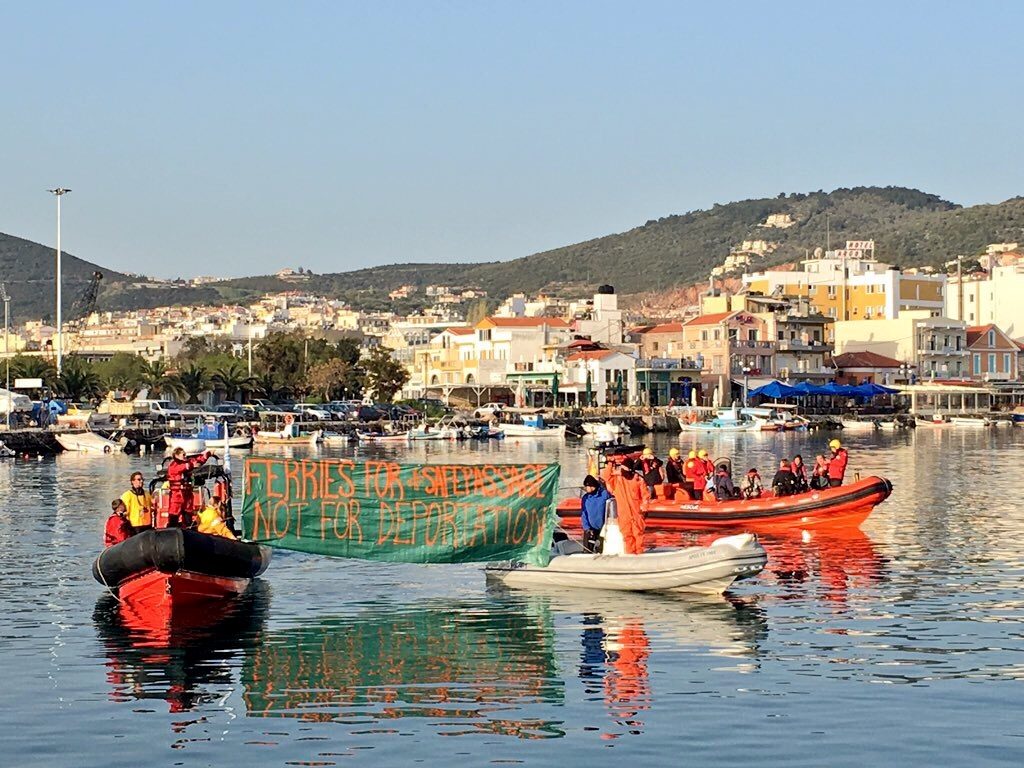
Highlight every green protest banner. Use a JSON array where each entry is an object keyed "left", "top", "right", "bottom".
[{"left": 242, "top": 458, "right": 560, "bottom": 566}]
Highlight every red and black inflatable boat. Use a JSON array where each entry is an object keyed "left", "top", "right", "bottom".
[
  {"left": 557, "top": 475, "right": 893, "bottom": 531},
  {"left": 93, "top": 528, "right": 271, "bottom": 617}
]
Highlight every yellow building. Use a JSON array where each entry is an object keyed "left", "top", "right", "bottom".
[{"left": 743, "top": 244, "right": 945, "bottom": 321}]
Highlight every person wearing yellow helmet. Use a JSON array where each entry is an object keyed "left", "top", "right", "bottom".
[
  {"left": 683, "top": 450, "right": 700, "bottom": 499},
  {"left": 826, "top": 438, "right": 848, "bottom": 486},
  {"left": 638, "top": 446, "right": 664, "bottom": 497},
  {"left": 665, "top": 447, "right": 685, "bottom": 484},
  {"left": 697, "top": 449, "right": 715, "bottom": 484}
]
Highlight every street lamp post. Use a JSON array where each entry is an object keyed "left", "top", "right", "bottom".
[
  {"left": 1, "top": 283, "right": 9, "bottom": 429},
  {"left": 48, "top": 188, "right": 71, "bottom": 374},
  {"left": 742, "top": 365, "right": 752, "bottom": 406}
]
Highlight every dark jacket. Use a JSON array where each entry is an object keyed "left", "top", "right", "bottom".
[
  {"left": 772, "top": 469, "right": 798, "bottom": 497},
  {"left": 638, "top": 457, "right": 664, "bottom": 486},
  {"left": 580, "top": 486, "right": 612, "bottom": 532},
  {"left": 665, "top": 458, "right": 685, "bottom": 484}
]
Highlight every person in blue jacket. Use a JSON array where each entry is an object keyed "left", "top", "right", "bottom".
[{"left": 580, "top": 474, "right": 611, "bottom": 553}]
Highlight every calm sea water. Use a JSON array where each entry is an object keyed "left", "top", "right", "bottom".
[{"left": 2, "top": 428, "right": 1023, "bottom": 767}]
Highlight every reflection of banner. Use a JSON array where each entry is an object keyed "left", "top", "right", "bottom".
[
  {"left": 242, "top": 459, "right": 560, "bottom": 565},
  {"left": 242, "top": 600, "right": 564, "bottom": 735}
]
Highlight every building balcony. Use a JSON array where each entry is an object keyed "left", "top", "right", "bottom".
[
  {"left": 776, "top": 340, "right": 830, "bottom": 352},
  {"left": 636, "top": 357, "right": 702, "bottom": 370},
  {"left": 918, "top": 347, "right": 968, "bottom": 356},
  {"left": 729, "top": 340, "right": 774, "bottom": 350}
]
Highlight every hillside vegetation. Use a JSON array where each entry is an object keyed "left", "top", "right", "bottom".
[{"left": 4, "top": 187, "right": 1024, "bottom": 320}]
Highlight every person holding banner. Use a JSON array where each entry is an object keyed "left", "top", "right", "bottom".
[
  {"left": 580, "top": 475, "right": 611, "bottom": 553},
  {"left": 603, "top": 458, "right": 648, "bottom": 555}
]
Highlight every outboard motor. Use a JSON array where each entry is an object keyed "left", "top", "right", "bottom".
[{"left": 599, "top": 498, "right": 624, "bottom": 555}]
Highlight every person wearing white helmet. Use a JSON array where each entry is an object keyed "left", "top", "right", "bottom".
[{"left": 826, "top": 439, "right": 849, "bottom": 486}]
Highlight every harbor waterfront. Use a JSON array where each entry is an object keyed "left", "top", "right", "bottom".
[{"left": 2, "top": 429, "right": 1023, "bottom": 766}]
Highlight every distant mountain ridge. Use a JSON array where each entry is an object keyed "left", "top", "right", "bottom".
[{"left": 3, "top": 186, "right": 1024, "bottom": 321}]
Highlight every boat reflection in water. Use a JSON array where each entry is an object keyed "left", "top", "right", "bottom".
[
  {"left": 491, "top": 586, "right": 768, "bottom": 740},
  {"left": 92, "top": 582, "right": 270, "bottom": 714},
  {"left": 648, "top": 526, "right": 887, "bottom": 607},
  {"left": 240, "top": 596, "right": 565, "bottom": 739}
]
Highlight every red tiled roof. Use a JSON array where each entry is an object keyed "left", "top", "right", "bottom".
[
  {"left": 684, "top": 311, "right": 736, "bottom": 326},
  {"left": 966, "top": 324, "right": 994, "bottom": 347},
  {"left": 833, "top": 351, "right": 902, "bottom": 368},
  {"left": 481, "top": 316, "right": 570, "bottom": 328},
  {"left": 566, "top": 350, "right": 618, "bottom": 361},
  {"left": 446, "top": 327, "right": 474, "bottom": 335},
  {"left": 638, "top": 322, "right": 684, "bottom": 334}
]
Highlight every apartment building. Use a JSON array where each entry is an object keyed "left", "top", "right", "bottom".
[
  {"left": 947, "top": 262, "right": 1024, "bottom": 338},
  {"left": 834, "top": 310, "right": 968, "bottom": 380},
  {"left": 966, "top": 324, "right": 1019, "bottom": 381}
]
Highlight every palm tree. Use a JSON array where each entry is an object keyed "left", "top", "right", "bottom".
[
  {"left": 177, "top": 363, "right": 209, "bottom": 404},
  {"left": 250, "top": 370, "right": 282, "bottom": 401},
  {"left": 137, "top": 359, "right": 185, "bottom": 400},
  {"left": 10, "top": 355, "right": 57, "bottom": 387},
  {"left": 210, "top": 359, "right": 255, "bottom": 402},
  {"left": 54, "top": 358, "right": 102, "bottom": 402}
]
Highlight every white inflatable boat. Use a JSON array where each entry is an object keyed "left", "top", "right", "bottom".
[{"left": 485, "top": 532, "right": 767, "bottom": 595}]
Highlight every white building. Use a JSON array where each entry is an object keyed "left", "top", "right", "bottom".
[{"left": 947, "top": 263, "right": 1024, "bottom": 339}]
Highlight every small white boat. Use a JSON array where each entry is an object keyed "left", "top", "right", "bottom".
[
  {"left": 950, "top": 416, "right": 994, "bottom": 428},
  {"left": 254, "top": 429, "right": 322, "bottom": 445},
  {"left": 582, "top": 420, "right": 631, "bottom": 436},
  {"left": 165, "top": 433, "right": 254, "bottom": 453},
  {"left": 0, "top": 440, "right": 14, "bottom": 458},
  {"left": 321, "top": 431, "right": 351, "bottom": 446},
  {"left": 840, "top": 418, "right": 878, "bottom": 431},
  {"left": 55, "top": 431, "right": 123, "bottom": 454},
  {"left": 501, "top": 414, "right": 566, "bottom": 439},
  {"left": 409, "top": 424, "right": 458, "bottom": 441},
  {"left": 356, "top": 430, "right": 411, "bottom": 444},
  {"left": 485, "top": 533, "right": 767, "bottom": 594}
]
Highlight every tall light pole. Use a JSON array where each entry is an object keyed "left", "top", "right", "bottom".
[
  {"left": 1, "top": 283, "right": 9, "bottom": 429},
  {"left": 48, "top": 188, "right": 71, "bottom": 374}
]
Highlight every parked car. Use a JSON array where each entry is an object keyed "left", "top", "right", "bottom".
[
  {"left": 293, "top": 403, "right": 333, "bottom": 421},
  {"left": 473, "top": 402, "right": 507, "bottom": 418}
]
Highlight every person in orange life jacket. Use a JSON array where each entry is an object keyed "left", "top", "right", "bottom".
[
  {"left": 698, "top": 449, "right": 715, "bottom": 480},
  {"left": 637, "top": 447, "right": 664, "bottom": 497},
  {"left": 826, "top": 439, "right": 849, "bottom": 487},
  {"left": 791, "top": 454, "right": 809, "bottom": 493},
  {"left": 603, "top": 458, "right": 648, "bottom": 555},
  {"left": 166, "top": 447, "right": 212, "bottom": 528},
  {"left": 104, "top": 499, "right": 134, "bottom": 548},
  {"left": 682, "top": 450, "right": 701, "bottom": 500},
  {"left": 664, "top": 448, "right": 685, "bottom": 484},
  {"left": 120, "top": 471, "right": 154, "bottom": 534},
  {"left": 691, "top": 449, "right": 713, "bottom": 499},
  {"left": 772, "top": 459, "right": 799, "bottom": 497},
  {"left": 580, "top": 475, "right": 612, "bottom": 553}
]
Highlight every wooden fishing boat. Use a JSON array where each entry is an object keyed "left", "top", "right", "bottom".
[
  {"left": 556, "top": 475, "right": 893, "bottom": 531},
  {"left": 356, "top": 430, "right": 411, "bottom": 444}
]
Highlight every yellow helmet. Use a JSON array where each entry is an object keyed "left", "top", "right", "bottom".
[
  {"left": 829, "top": 438, "right": 841, "bottom": 450},
  {"left": 668, "top": 448, "right": 680, "bottom": 459},
  {"left": 697, "top": 449, "right": 708, "bottom": 458},
  {"left": 688, "top": 450, "right": 697, "bottom": 459},
  {"left": 642, "top": 447, "right": 654, "bottom": 457}
]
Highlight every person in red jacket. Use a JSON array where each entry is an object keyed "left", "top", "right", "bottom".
[
  {"left": 682, "top": 450, "right": 700, "bottom": 500},
  {"left": 826, "top": 439, "right": 849, "bottom": 487},
  {"left": 166, "top": 447, "right": 212, "bottom": 527},
  {"left": 603, "top": 458, "right": 649, "bottom": 555},
  {"left": 104, "top": 499, "right": 134, "bottom": 548}
]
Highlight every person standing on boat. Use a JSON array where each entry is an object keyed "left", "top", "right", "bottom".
[
  {"left": 682, "top": 450, "right": 701, "bottom": 500},
  {"left": 120, "top": 471, "right": 154, "bottom": 534},
  {"left": 104, "top": 499, "right": 134, "bottom": 548},
  {"left": 665, "top": 448, "right": 685, "bottom": 484},
  {"left": 791, "top": 455, "right": 809, "bottom": 494},
  {"left": 166, "top": 447, "right": 213, "bottom": 528},
  {"left": 693, "top": 449, "right": 714, "bottom": 500},
  {"left": 826, "top": 439, "right": 849, "bottom": 487},
  {"left": 603, "top": 458, "right": 648, "bottom": 555},
  {"left": 580, "top": 475, "right": 611, "bottom": 553},
  {"left": 637, "top": 447, "right": 664, "bottom": 498}
]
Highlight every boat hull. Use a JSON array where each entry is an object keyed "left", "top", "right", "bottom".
[
  {"left": 485, "top": 534, "right": 767, "bottom": 594},
  {"left": 557, "top": 475, "right": 892, "bottom": 531},
  {"left": 501, "top": 424, "right": 567, "bottom": 439},
  {"left": 356, "top": 431, "right": 411, "bottom": 444},
  {"left": 93, "top": 528, "right": 271, "bottom": 605},
  {"left": 56, "top": 432, "right": 122, "bottom": 453}
]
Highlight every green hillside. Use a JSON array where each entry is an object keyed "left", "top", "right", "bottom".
[{"left": 4, "top": 187, "right": 1024, "bottom": 320}]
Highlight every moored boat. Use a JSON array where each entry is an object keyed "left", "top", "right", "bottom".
[
  {"left": 253, "top": 429, "right": 322, "bottom": 445},
  {"left": 501, "top": 414, "right": 566, "bottom": 439},
  {"left": 485, "top": 533, "right": 767, "bottom": 594},
  {"left": 949, "top": 416, "right": 994, "bottom": 427},
  {"left": 557, "top": 475, "right": 893, "bottom": 531},
  {"left": 356, "top": 430, "right": 411, "bottom": 444},
  {"left": 92, "top": 528, "right": 271, "bottom": 610},
  {"left": 56, "top": 430, "right": 123, "bottom": 453}
]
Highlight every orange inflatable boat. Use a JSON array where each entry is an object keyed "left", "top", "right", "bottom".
[{"left": 557, "top": 475, "right": 892, "bottom": 532}]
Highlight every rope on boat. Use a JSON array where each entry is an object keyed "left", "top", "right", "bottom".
[{"left": 94, "top": 548, "right": 122, "bottom": 603}]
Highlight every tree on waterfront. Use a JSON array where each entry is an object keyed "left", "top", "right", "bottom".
[
  {"left": 137, "top": 359, "right": 185, "bottom": 401},
  {"left": 93, "top": 353, "right": 146, "bottom": 396},
  {"left": 177, "top": 363, "right": 209, "bottom": 403},
  {"left": 53, "top": 357, "right": 102, "bottom": 401},
  {"left": 253, "top": 331, "right": 362, "bottom": 399},
  {"left": 249, "top": 370, "right": 282, "bottom": 401},
  {"left": 360, "top": 347, "right": 409, "bottom": 402},
  {"left": 306, "top": 358, "right": 361, "bottom": 401},
  {"left": 9, "top": 355, "right": 57, "bottom": 387},
  {"left": 211, "top": 360, "right": 256, "bottom": 401}
]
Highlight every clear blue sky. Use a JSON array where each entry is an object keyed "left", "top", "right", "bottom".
[{"left": 3, "top": 1, "right": 1021, "bottom": 278}]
